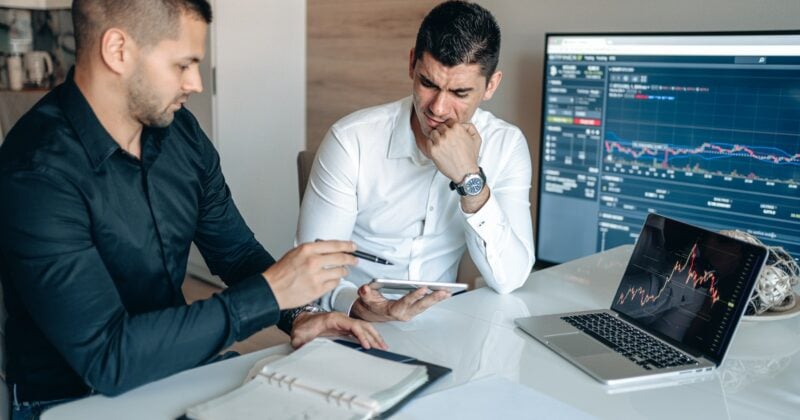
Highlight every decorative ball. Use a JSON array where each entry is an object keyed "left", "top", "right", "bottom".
[{"left": 719, "top": 230, "right": 799, "bottom": 316}]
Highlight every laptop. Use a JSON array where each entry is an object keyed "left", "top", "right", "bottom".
[{"left": 516, "top": 213, "right": 768, "bottom": 386}]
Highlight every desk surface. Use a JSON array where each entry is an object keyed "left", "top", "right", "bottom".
[{"left": 44, "top": 245, "right": 800, "bottom": 419}]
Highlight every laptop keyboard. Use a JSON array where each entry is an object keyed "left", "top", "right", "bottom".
[{"left": 561, "top": 313, "right": 699, "bottom": 370}]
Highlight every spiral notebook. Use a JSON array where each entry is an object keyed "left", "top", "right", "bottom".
[{"left": 184, "top": 339, "right": 450, "bottom": 420}]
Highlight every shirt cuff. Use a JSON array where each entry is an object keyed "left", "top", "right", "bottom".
[
  {"left": 332, "top": 286, "right": 359, "bottom": 315},
  {"left": 462, "top": 192, "right": 503, "bottom": 239},
  {"left": 222, "top": 273, "right": 280, "bottom": 341}
]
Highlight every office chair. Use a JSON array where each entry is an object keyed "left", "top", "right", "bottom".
[
  {"left": 295, "top": 150, "right": 483, "bottom": 289},
  {"left": 1, "top": 278, "right": 8, "bottom": 420},
  {"left": 0, "top": 90, "right": 49, "bottom": 143},
  {"left": 296, "top": 149, "right": 315, "bottom": 204}
]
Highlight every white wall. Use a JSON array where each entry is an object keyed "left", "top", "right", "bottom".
[
  {"left": 475, "top": 0, "right": 800, "bottom": 219},
  {"left": 214, "top": 1, "right": 306, "bottom": 258}
]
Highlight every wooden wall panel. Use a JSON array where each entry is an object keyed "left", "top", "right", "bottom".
[{"left": 307, "top": 0, "right": 439, "bottom": 152}]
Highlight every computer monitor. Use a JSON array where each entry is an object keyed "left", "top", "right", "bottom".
[{"left": 536, "top": 31, "right": 800, "bottom": 265}]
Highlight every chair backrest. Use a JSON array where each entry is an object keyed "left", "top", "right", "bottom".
[
  {"left": 1, "top": 277, "right": 9, "bottom": 420},
  {"left": 0, "top": 90, "right": 49, "bottom": 141},
  {"left": 457, "top": 253, "right": 483, "bottom": 290},
  {"left": 296, "top": 150, "right": 315, "bottom": 205}
]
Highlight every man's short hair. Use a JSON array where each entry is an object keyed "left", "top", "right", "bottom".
[
  {"left": 413, "top": 1, "right": 501, "bottom": 79},
  {"left": 72, "top": 0, "right": 212, "bottom": 59}
]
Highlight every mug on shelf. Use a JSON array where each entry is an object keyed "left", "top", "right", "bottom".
[
  {"left": 7, "top": 55, "right": 24, "bottom": 91},
  {"left": 23, "top": 51, "right": 54, "bottom": 88}
]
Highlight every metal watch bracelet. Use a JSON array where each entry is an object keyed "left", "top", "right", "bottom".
[{"left": 286, "top": 302, "right": 326, "bottom": 325}]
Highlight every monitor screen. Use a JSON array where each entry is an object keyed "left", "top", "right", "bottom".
[
  {"left": 611, "top": 214, "right": 767, "bottom": 364},
  {"left": 536, "top": 32, "right": 800, "bottom": 265}
]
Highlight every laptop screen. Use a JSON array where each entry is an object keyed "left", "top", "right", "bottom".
[{"left": 610, "top": 214, "right": 767, "bottom": 365}]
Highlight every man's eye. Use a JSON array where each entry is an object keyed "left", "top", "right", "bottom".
[{"left": 421, "top": 79, "right": 435, "bottom": 88}]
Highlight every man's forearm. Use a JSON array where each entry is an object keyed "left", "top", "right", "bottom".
[
  {"left": 462, "top": 192, "right": 534, "bottom": 293},
  {"left": 460, "top": 186, "right": 491, "bottom": 214}
]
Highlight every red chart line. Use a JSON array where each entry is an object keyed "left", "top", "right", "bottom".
[{"left": 618, "top": 244, "right": 720, "bottom": 307}]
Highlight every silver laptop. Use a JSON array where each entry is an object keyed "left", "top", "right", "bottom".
[{"left": 516, "top": 214, "right": 768, "bottom": 386}]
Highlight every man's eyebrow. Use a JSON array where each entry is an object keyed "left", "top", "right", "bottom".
[
  {"left": 450, "top": 86, "right": 474, "bottom": 94},
  {"left": 419, "top": 73, "right": 439, "bottom": 89},
  {"left": 180, "top": 56, "right": 202, "bottom": 63},
  {"left": 420, "top": 73, "right": 474, "bottom": 94}
]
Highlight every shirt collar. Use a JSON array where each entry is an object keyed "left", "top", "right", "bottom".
[
  {"left": 387, "top": 96, "right": 429, "bottom": 165},
  {"left": 58, "top": 67, "right": 167, "bottom": 171}
]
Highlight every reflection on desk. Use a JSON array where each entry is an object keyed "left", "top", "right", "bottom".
[
  {"left": 717, "top": 320, "right": 800, "bottom": 418},
  {"left": 383, "top": 292, "right": 530, "bottom": 387},
  {"left": 400, "top": 375, "right": 595, "bottom": 419},
  {"left": 43, "top": 245, "right": 800, "bottom": 419}
]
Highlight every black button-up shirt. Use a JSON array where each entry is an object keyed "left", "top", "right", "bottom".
[{"left": 0, "top": 73, "right": 285, "bottom": 401}]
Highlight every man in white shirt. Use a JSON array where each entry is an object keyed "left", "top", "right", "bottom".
[{"left": 297, "top": 1, "right": 534, "bottom": 322}]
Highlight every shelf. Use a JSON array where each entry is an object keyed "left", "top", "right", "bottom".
[{"left": 0, "top": 0, "right": 71, "bottom": 10}]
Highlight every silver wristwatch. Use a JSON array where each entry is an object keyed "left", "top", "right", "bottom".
[
  {"left": 449, "top": 167, "right": 486, "bottom": 196},
  {"left": 286, "top": 303, "right": 326, "bottom": 324}
]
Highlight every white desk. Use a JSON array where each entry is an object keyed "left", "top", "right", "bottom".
[{"left": 43, "top": 245, "right": 800, "bottom": 419}]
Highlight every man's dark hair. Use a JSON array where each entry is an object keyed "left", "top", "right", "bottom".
[
  {"left": 72, "top": 0, "right": 212, "bottom": 60},
  {"left": 413, "top": 1, "right": 501, "bottom": 79}
]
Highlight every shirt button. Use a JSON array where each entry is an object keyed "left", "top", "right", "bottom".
[
  {"left": 429, "top": 206, "right": 435, "bottom": 212},
  {"left": 479, "top": 221, "right": 485, "bottom": 227}
]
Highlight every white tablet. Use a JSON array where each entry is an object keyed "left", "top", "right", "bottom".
[{"left": 368, "top": 278, "right": 468, "bottom": 296}]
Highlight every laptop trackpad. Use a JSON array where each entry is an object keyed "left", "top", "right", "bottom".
[{"left": 547, "top": 333, "right": 613, "bottom": 357}]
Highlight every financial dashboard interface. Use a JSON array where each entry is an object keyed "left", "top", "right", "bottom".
[{"left": 536, "top": 33, "right": 800, "bottom": 265}]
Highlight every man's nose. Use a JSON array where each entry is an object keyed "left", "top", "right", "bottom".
[
  {"left": 429, "top": 91, "right": 448, "bottom": 116},
  {"left": 183, "top": 66, "right": 203, "bottom": 94}
]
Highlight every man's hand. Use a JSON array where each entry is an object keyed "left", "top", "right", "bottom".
[
  {"left": 428, "top": 118, "right": 490, "bottom": 213},
  {"left": 428, "top": 118, "right": 482, "bottom": 184},
  {"left": 350, "top": 285, "right": 450, "bottom": 322},
  {"left": 290, "top": 312, "right": 388, "bottom": 350},
  {"left": 263, "top": 240, "right": 357, "bottom": 310}
]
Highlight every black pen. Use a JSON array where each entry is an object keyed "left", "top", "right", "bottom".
[
  {"left": 315, "top": 239, "right": 394, "bottom": 265},
  {"left": 350, "top": 250, "right": 394, "bottom": 265}
]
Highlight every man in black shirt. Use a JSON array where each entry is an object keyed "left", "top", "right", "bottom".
[{"left": 0, "top": 1, "right": 385, "bottom": 418}]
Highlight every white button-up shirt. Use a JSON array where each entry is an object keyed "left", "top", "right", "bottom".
[{"left": 297, "top": 96, "right": 534, "bottom": 313}]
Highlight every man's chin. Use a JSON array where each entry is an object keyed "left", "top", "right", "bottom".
[{"left": 142, "top": 112, "right": 175, "bottom": 128}]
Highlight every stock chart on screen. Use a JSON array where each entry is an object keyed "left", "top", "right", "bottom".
[
  {"left": 536, "top": 33, "right": 800, "bottom": 265},
  {"left": 609, "top": 215, "right": 765, "bottom": 360}
]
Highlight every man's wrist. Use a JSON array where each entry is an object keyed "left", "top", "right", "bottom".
[
  {"left": 449, "top": 167, "right": 486, "bottom": 197},
  {"left": 351, "top": 297, "right": 392, "bottom": 322},
  {"left": 350, "top": 298, "right": 367, "bottom": 320},
  {"left": 287, "top": 303, "right": 326, "bottom": 326},
  {"left": 448, "top": 165, "right": 481, "bottom": 184},
  {"left": 460, "top": 186, "right": 490, "bottom": 214}
]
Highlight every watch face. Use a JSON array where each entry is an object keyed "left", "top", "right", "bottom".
[{"left": 464, "top": 176, "right": 484, "bottom": 195}]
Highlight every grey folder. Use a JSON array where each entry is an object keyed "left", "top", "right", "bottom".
[{"left": 516, "top": 214, "right": 768, "bottom": 386}]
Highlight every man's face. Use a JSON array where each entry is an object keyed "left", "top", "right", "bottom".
[
  {"left": 127, "top": 13, "right": 207, "bottom": 128},
  {"left": 409, "top": 51, "right": 500, "bottom": 139}
]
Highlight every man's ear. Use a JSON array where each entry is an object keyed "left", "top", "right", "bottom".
[
  {"left": 408, "top": 48, "right": 416, "bottom": 80},
  {"left": 482, "top": 71, "right": 503, "bottom": 101},
  {"left": 100, "top": 27, "right": 135, "bottom": 75}
]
